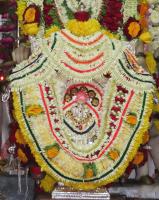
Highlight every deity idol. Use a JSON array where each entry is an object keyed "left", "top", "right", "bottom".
[{"left": 10, "top": 0, "right": 155, "bottom": 190}]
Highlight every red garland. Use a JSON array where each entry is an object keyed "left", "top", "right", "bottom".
[
  {"left": 100, "top": 0, "right": 123, "bottom": 32},
  {"left": 43, "top": 3, "right": 54, "bottom": 27}
]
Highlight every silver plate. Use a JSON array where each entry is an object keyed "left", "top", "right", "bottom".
[{"left": 52, "top": 185, "right": 110, "bottom": 200}]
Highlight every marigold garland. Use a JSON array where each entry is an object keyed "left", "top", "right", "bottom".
[
  {"left": 66, "top": 19, "right": 101, "bottom": 37},
  {"left": 16, "top": 0, "right": 27, "bottom": 22},
  {"left": 40, "top": 174, "right": 56, "bottom": 192},
  {"left": 22, "top": 23, "right": 39, "bottom": 35},
  {"left": 26, "top": 104, "right": 44, "bottom": 117},
  {"left": 142, "top": 131, "right": 150, "bottom": 145},
  {"left": 133, "top": 151, "right": 144, "bottom": 165},
  {"left": 12, "top": 91, "right": 154, "bottom": 190},
  {"left": 44, "top": 25, "right": 59, "bottom": 38},
  {"left": 17, "top": 148, "right": 28, "bottom": 163},
  {"left": 15, "top": 129, "right": 26, "bottom": 145}
]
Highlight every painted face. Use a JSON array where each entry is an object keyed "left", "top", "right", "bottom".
[{"left": 63, "top": 83, "right": 101, "bottom": 148}]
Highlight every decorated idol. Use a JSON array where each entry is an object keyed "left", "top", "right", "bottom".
[{"left": 10, "top": 0, "right": 156, "bottom": 191}]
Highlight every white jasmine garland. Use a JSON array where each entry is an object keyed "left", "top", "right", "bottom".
[
  {"left": 123, "top": 0, "right": 138, "bottom": 23},
  {"left": 149, "top": 10, "right": 159, "bottom": 24}
]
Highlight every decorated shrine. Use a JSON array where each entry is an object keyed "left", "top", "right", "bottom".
[{"left": 1, "top": 0, "right": 159, "bottom": 199}]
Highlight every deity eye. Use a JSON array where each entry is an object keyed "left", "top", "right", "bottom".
[
  {"left": 91, "top": 97, "right": 99, "bottom": 107},
  {"left": 70, "top": 88, "right": 78, "bottom": 95},
  {"left": 88, "top": 90, "right": 96, "bottom": 98},
  {"left": 64, "top": 93, "right": 72, "bottom": 102}
]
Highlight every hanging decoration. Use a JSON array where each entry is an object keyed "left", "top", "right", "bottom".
[{"left": 9, "top": 27, "right": 155, "bottom": 189}]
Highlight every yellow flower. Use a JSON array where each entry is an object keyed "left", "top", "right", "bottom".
[
  {"left": 133, "top": 151, "right": 144, "bottom": 165},
  {"left": 108, "top": 149, "right": 120, "bottom": 161},
  {"left": 128, "top": 22, "right": 140, "bottom": 38},
  {"left": 145, "top": 52, "right": 157, "bottom": 74},
  {"left": 26, "top": 104, "right": 44, "bottom": 117},
  {"left": 40, "top": 175, "right": 56, "bottom": 192},
  {"left": 66, "top": 19, "right": 101, "bottom": 36},
  {"left": 126, "top": 114, "right": 137, "bottom": 125},
  {"left": 139, "top": 32, "right": 152, "bottom": 44},
  {"left": 45, "top": 25, "right": 60, "bottom": 38},
  {"left": 22, "top": 23, "right": 39, "bottom": 36},
  {"left": 102, "top": 30, "right": 120, "bottom": 39},
  {"left": 15, "top": 129, "right": 26, "bottom": 145},
  {"left": 17, "top": 148, "right": 28, "bottom": 163},
  {"left": 46, "top": 146, "right": 59, "bottom": 159},
  {"left": 16, "top": 0, "right": 27, "bottom": 22}
]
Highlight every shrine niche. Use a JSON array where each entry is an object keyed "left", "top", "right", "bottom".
[{"left": 6, "top": 0, "right": 159, "bottom": 193}]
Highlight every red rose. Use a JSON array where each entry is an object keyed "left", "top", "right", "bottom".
[
  {"left": 100, "top": 0, "right": 123, "bottom": 32},
  {"left": 74, "top": 11, "right": 90, "bottom": 21},
  {"left": 30, "top": 166, "right": 41, "bottom": 176},
  {"left": 43, "top": 3, "right": 53, "bottom": 14}
]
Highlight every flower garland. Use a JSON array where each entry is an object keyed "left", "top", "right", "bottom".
[
  {"left": 11, "top": 75, "right": 154, "bottom": 190},
  {"left": 15, "top": 0, "right": 146, "bottom": 41},
  {"left": 13, "top": 0, "right": 159, "bottom": 190},
  {"left": 123, "top": 0, "right": 138, "bottom": 23},
  {"left": 100, "top": 0, "right": 123, "bottom": 33},
  {"left": 66, "top": 19, "right": 101, "bottom": 36}
]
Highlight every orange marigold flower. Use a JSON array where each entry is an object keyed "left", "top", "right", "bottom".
[
  {"left": 108, "top": 149, "right": 120, "bottom": 161},
  {"left": 128, "top": 22, "right": 140, "bottom": 38},
  {"left": 46, "top": 146, "right": 59, "bottom": 159},
  {"left": 26, "top": 104, "right": 44, "bottom": 117},
  {"left": 17, "top": 148, "right": 28, "bottom": 163},
  {"left": 126, "top": 113, "right": 137, "bottom": 125},
  {"left": 142, "top": 131, "right": 150, "bottom": 145},
  {"left": 124, "top": 17, "right": 141, "bottom": 40},
  {"left": 133, "top": 151, "right": 144, "bottom": 165},
  {"left": 85, "top": 168, "right": 94, "bottom": 178},
  {"left": 140, "top": 3, "right": 149, "bottom": 16},
  {"left": 23, "top": 5, "right": 40, "bottom": 24},
  {"left": 15, "top": 129, "right": 26, "bottom": 144},
  {"left": 140, "top": 17, "right": 148, "bottom": 30}
]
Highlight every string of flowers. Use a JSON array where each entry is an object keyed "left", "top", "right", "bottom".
[{"left": 100, "top": 0, "right": 123, "bottom": 33}]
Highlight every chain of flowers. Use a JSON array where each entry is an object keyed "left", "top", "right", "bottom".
[
  {"left": 100, "top": 0, "right": 123, "bottom": 33},
  {"left": 123, "top": 0, "right": 138, "bottom": 23},
  {"left": 65, "top": 0, "right": 92, "bottom": 12}
]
